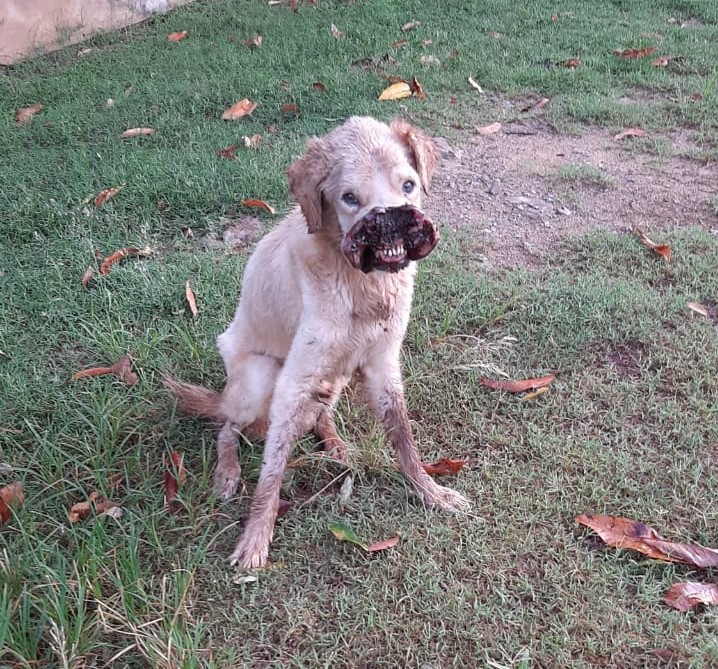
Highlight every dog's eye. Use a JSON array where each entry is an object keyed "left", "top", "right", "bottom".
[
  {"left": 342, "top": 192, "right": 359, "bottom": 206},
  {"left": 402, "top": 180, "right": 415, "bottom": 194}
]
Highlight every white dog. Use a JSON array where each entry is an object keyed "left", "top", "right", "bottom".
[{"left": 166, "top": 116, "right": 469, "bottom": 569}]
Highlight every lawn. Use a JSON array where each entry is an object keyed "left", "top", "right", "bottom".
[{"left": 1, "top": 0, "right": 718, "bottom": 667}]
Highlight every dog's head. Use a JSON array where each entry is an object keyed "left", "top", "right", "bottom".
[{"left": 287, "top": 117, "right": 439, "bottom": 273}]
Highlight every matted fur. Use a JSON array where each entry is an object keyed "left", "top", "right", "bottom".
[{"left": 166, "top": 116, "right": 469, "bottom": 570}]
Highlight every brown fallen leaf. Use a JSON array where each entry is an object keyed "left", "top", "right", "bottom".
[
  {"left": 614, "top": 127, "right": 647, "bottom": 141},
  {"left": 665, "top": 582, "right": 718, "bottom": 612},
  {"left": 422, "top": 458, "right": 467, "bottom": 476},
  {"left": 367, "top": 536, "right": 400, "bottom": 552},
  {"left": 77, "top": 48, "right": 94, "bottom": 57},
  {"left": 410, "top": 77, "right": 427, "bottom": 101},
  {"left": 163, "top": 451, "right": 186, "bottom": 511},
  {"left": 522, "top": 98, "right": 550, "bottom": 113},
  {"left": 222, "top": 99, "right": 258, "bottom": 120},
  {"left": 330, "top": 23, "right": 344, "bottom": 39},
  {"left": 635, "top": 227, "right": 671, "bottom": 261},
  {"left": 575, "top": 514, "right": 718, "bottom": 568},
  {"left": 378, "top": 82, "right": 412, "bottom": 101},
  {"left": 392, "top": 39, "right": 409, "bottom": 48},
  {"left": 613, "top": 46, "right": 657, "bottom": 59},
  {"left": 242, "top": 198, "right": 276, "bottom": 215},
  {"left": 687, "top": 302, "right": 709, "bottom": 317},
  {"left": 280, "top": 103, "right": 299, "bottom": 114},
  {"left": 562, "top": 58, "right": 581, "bottom": 68},
  {"left": 243, "top": 35, "right": 263, "bottom": 47},
  {"left": 81, "top": 266, "right": 95, "bottom": 288},
  {"left": 69, "top": 492, "right": 117, "bottom": 523},
  {"left": 0, "top": 482, "right": 25, "bottom": 524},
  {"left": 120, "top": 127, "right": 154, "bottom": 138},
  {"left": 312, "top": 81, "right": 327, "bottom": 92},
  {"left": 71, "top": 354, "right": 138, "bottom": 386},
  {"left": 401, "top": 20, "right": 420, "bottom": 32},
  {"left": 167, "top": 30, "right": 189, "bottom": 42},
  {"left": 481, "top": 374, "right": 556, "bottom": 393},
  {"left": 475, "top": 122, "right": 502, "bottom": 135},
  {"left": 652, "top": 56, "right": 672, "bottom": 67},
  {"left": 99, "top": 247, "right": 142, "bottom": 275},
  {"left": 217, "top": 144, "right": 239, "bottom": 160},
  {"left": 243, "top": 134, "right": 262, "bottom": 148},
  {"left": 185, "top": 280, "right": 198, "bottom": 317},
  {"left": 15, "top": 103, "right": 42, "bottom": 125},
  {"left": 94, "top": 186, "right": 123, "bottom": 208}
]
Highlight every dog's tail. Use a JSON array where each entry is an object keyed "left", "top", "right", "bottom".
[{"left": 163, "top": 375, "right": 226, "bottom": 422}]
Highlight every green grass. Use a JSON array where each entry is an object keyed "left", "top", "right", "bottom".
[
  {"left": 2, "top": 0, "right": 718, "bottom": 667},
  {"left": 554, "top": 163, "right": 614, "bottom": 189}
]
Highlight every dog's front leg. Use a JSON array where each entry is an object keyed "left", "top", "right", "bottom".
[
  {"left": 229, "top": 350, "right": 333, "bottom": 569},
  {"left": 363, "top": 358, "right": 470, "bottom": 513}
]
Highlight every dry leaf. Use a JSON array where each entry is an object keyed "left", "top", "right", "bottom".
[
  {"left": 330, "top": 23, "right": 344, "bottom": 39},
  {"left": 475, "top": 122, "right": 502, "bottom": 135},
  {"left": 367, "top": 536, "right": 400, "bottom": 552},
  {"left": 338, "top": 475, "right": 353, "bottom": 509},
  {"left": 0, "top": 482, "right": 25, "bottom": 524},
  {"left": 468, "top": 76, "right": 483, "bottom": 93},
  {"left": 614, "top": 127, "right": 647, "bottom": 141},
  {"left": 167, "top": 30, "right": 189, "bottom": 42},
  {"left": 422, "top": 458, "right": 467, "bottom": 476},
  {"left": 15, "top": 103, "right": 42, "bottom": 125},
  {"left": 562, "top": 58, "right": 581, "bottom": 68},
  {"left": 69, "top": 492, "right": 117, "bottom": 523},
  {"left": 613, "top": 46, "right": 657, "bottom": 59},
  {"left": 280, "top": 103, "right": 299, "bottom": 114},
  {"left": 329, "top": 521, "right": 366, "bottom": 549},
  {"left": 217, "top": 144, "right": 239, "bottom": 160},
  {"left": 392, "top": 39, "right": 409, "bottom": 48},
  {"left": 106, "top": 98, "right": 115, "bottom": 108},
  {"left": 551, "top": 13, "right": 559, "bottom": 21},
  {"left": 422, "top": 39, "right": 433, "bottom": 46},
  {"left": 481, "top": 374, "right": 555, "bottom": 393},
  {"left": 185, "top": 280, "right": 198, "bottom": 317},
  {"left": 164, "top": 451, "right": 186, "bottom": 511},
  {"left": 81, "top": 266, "right": 94, "bottom": 288},
  {"left": 99, "top": 246, "right": 142, "bottom": 275},
  {"left": 77, "top": 48, "right": 93, "bottom": 57},
  {"left": 653, "top": 56, "right": 671, "bottom": 67},
  {"left": 635, "top": 227, "right": 671, "bottom": 261},
  {"left": 378, "top": 82, "right": 412, "bottom": 101},
  {"left": 242, "top": 198, "right": 276, "bottom": 215},
  {"left": 94, "top": 186, "right": 123, "bottom": 208},
  {"left": 487, "top": 31, "right": 503, "bottom": 38},
  {"left": 576, "top": 514, "right": 718, "bottom": 568},
  {"left": 522, "top": 97, "right": 550, "bottom": 112},
  {"left": 71, "top": 354, "right": 138, "bottom": 386},
  {"left": 401, "top": 20, "right": 420, "bottom": 32},
  {"left": 222, "top": 99, "right": 258, "bottom": 120},
  {"left": 419, "top": 55, "right": 440, "bottom": 66},
  {"left": 120, "top": 127, "right": 154, "bottom": 138},
  {"left": 665, "top": 582, "right": 718, "bottom": 612},
  {"left": 312, "top": 81, "right": 327, "bottom": 92},
  {"left": 243, "top": 134, "right": 262, "bottom": 148},
  {"left": 687, "top": 302, "right": 709, "bottom": 317},
  {"left": 410, "top": 77, "right": 427, "bottom": 101},
  {"left": 243, "top": 35, "right": 263, "bottom": 47}
]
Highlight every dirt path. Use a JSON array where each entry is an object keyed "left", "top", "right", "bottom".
[{"left": 427, "top": 124, "right": 718, "bottom": 269}]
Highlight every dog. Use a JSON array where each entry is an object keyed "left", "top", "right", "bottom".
[{"left": 166, "top": 116, "right": 469, "bottom": 570}]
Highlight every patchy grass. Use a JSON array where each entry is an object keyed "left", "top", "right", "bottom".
[
  {"left": 554, "top": 163, "right": 614, "bottom": 189},
  {"left": 2, "top": 0, "right": 718, "bottom": 667}
]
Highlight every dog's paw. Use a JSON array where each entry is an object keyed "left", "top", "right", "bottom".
[
  {"left": 425, "top": 484, "right": 470, "bottom": 514},
  {"left": 229, "top": 533, "right": 269, "bottom": 570},
  {"left": 214, "top": 465, "right": 241, "bottom": 501}
]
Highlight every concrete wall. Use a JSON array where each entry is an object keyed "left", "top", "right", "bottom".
[{"left": 0, "top": 0, "right": 191, "bottom": 65}]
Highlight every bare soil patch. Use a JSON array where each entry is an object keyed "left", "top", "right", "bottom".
[{"left": 428, "top": 125, "right": 718, "bottom": 269}]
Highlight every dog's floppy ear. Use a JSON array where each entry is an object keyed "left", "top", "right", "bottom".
[
  {"left": 287, "top": 138, "right": 330, "bottom": 233},
  {"left": 390, "top": 119, "right": 437, "bottom": 193}
]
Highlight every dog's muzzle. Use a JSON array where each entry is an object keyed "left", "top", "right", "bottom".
[{"left": 341, "top": 205, "right": 440, "bottom": 273}]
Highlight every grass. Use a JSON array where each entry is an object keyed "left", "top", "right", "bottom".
[
  {"left": 2, "top": 0, "right": 718, "bottom": 667},
  {"left": 553, "top": 163, "right": 614, "bottom": 189}
]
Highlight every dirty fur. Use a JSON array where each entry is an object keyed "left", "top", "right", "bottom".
[{"left": 166, "top": 116, "right": 469, "bottom": 570}]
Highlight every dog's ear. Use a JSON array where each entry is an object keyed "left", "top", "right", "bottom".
[
  {"left": 390, "top": 119, "right": 437, "bottom": 193},
  {"left": 287, "top": 138, "right": 330, "bottom": 233}
]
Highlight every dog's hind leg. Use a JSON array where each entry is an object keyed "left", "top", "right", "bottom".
[{"left": 215, "top": 353, "right": 282, "bottom": 499}]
